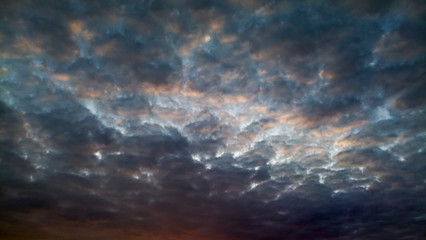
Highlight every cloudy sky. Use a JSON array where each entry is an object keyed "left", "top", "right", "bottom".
[{"left": 1, "top": 0, "right": 425, "bottom": 239}]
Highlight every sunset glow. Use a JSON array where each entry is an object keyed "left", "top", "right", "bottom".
[{"left": 1, "top": 0, "right": 425, "bottom": 239}]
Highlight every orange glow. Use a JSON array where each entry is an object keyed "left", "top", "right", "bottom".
[
  {"left": 69, "top": 20, "right": 83, "bottom": 34},
  {"left": 95, "top": 40, "right": 116, "bottom": 56},
  {"left": 53, "top": 73, "right": 71, "bottom": 81},
  {"left": 220, "top": 34, "right": 237, "bottom": 43},
  {"left": 14, "top": 37, "right": 43, "bottom": 54}
]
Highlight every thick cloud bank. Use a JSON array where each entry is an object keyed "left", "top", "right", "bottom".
[{"left": 1, "top": 0, "right": 425, "bottom": 239}]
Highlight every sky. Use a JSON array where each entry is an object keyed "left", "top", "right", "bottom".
[{"left": 0, "top": 0, "right": 425, "bottom": 239}]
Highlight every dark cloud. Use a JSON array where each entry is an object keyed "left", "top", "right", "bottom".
[
  {"left": 334, "top": 147, "right": 396, "bottom": 168},
  {"left": 302, "top": 96, "right": 361, "bottom": 124},
  {"left": 393, "top": 81, "right": 426, "bottom": 109},
  {"left": 1, "top": 0, "right": 425, "bottom": 239}
]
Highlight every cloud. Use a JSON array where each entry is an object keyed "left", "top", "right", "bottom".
[{"left": 1, "top": 0, "right": 425, "bottom": 239}]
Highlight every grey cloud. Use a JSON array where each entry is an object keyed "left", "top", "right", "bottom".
[
  {"left": 393, "top": 81, "right": 426, "bottom": 109},
  {"left": 334, "top": 147, "right": 397, "bottom": 168},
  {"left": 301, "top": 96, "right": 361, "bottom": 124},
  {"left": 340, "top": 0, "right": 395, "bottom": 15},
  {"left": 391, "top": 135, "right": 426, "bottom": 156},
  {"left": 1, "top": 0, "right": 426, "bottom": 239},
  {"left": 105, "top": 153, "right": 156, "bottom": 170},
  {"left": 118, "top": 132, "right": 189, "bottom": 158}
]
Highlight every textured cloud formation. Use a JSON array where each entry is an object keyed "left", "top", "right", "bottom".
[{"left": 1, "top": 0, "right": 425, "bottom": 239}]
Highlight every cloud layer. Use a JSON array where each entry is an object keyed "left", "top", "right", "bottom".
[{"left": 1, "top": 0, "right": 425, "bottom": 239}]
